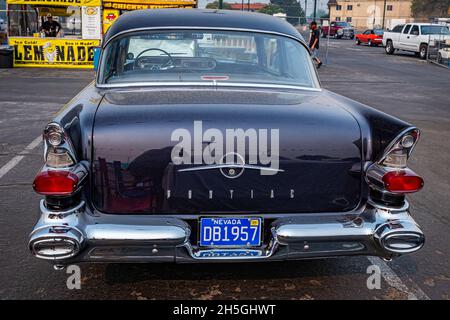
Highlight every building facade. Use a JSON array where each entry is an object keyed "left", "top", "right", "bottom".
[{"left": 328, "top": 0, "right": 414, "bottom": 30}]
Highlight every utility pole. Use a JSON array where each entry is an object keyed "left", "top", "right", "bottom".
[
  {"left": 305, "top": 0, "right": 308, "bottom": 23},
  {"left": 247, "top": 0, "right": 250, "bottom": 11},
  {"left": 219, "top": 0, "right": 223, "bottom": 9},
  {"left": 382, "top": 0, "right": 387, "bottom": 29},
  {"left": 313, "top": 0, "right": 317, "bottom": 22}
]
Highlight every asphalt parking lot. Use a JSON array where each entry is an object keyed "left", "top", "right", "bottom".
[{"left": 0, "top": 38, "right": 449, "bottom": 300}]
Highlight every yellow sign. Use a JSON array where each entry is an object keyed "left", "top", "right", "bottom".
[
  {"left": 9, "top": 37, "right": 100, "bottom": 68},
  {"left": 103, "top": 2, "right": 194, "bottom": 10},
  {"left": 6, "top": 0, "right": 101, "bottom": 7},
  {"left": 103, "top": 9, "right": 119, "bottom": 34},
  {"left": 103, "top": 0, "right": 195, "bottom": 4}
]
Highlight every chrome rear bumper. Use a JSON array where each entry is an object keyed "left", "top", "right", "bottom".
[{"left": 29, "top": 200, "right": 424, "bottom": 265}]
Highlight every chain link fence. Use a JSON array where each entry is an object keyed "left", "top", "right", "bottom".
[{"left": 426, "top": 20, "right": 450, "bottom": 69}]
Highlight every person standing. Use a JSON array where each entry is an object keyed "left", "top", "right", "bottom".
[
  {"left": 309, "top": 21, "right": 322, "bottom": 69},
  {"left": 40, "top": 14, "right": 61, "bottom": 37}
]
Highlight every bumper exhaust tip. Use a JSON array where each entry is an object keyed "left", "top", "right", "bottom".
[
  {"left": 376, "top": 221, "right": 425, "bottom": 254},
  {"left": 29, "top": 226, "right": 84, "bottom": 260}
]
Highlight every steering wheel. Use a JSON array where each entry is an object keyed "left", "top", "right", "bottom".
[{"left": 134, "top": 48, "right": 175, "bottom": 71}]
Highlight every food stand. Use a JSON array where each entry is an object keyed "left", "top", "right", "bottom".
[
  {"left": 5, "top": 0, "right": 197, "bottom": 68},
  {"left": 6, "top": 0, "right": 102, "bottom": 68}
]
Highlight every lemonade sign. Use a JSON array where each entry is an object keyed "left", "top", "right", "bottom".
[{"left": 9, "top": 38, "right": 100, "bottom": 68}]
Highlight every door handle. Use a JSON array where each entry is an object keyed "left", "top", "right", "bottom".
[{"left": 407, "top": 36, "right": 410, "bottom": 39}]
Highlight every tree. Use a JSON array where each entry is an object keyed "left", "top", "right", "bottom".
[
  {"left": 411, "top": 0, "right": 448, "bottom": 18},
  {"left": 269, "top": 0, "right": 306, "bottom": 25},
  {"left": 316, "top": 9, "right": 329, "bottom": 19},
  {"left": 258, "top": 4, "right": 285, "bottom": 15},
  {"left": 205, "top": 1, "right": 231, "bottom": 9}
]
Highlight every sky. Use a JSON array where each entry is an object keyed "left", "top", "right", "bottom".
[{"left": 199, "top": 0, "right": 328, "bottom": 16}]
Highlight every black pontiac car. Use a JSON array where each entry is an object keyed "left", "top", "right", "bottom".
[{"left": 30, "top": 9, "right": 425, "bottom": 269}]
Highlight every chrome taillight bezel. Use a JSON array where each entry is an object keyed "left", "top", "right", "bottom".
[
  {"left": 377, "top": 128, "right": 420, "bottom": 168},
  {"left": 43, "top": 122, "right": 78, "bottom": 168}
]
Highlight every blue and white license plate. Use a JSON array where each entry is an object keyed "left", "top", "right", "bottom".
[{"left": 199, "top": 217, "right": 262, "bottom": 247}]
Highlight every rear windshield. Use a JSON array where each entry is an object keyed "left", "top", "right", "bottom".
[
  {"left": 421, "top": 25, "right": 450, "bottom": 35},
  {"left": 98, "top": 30, "right": 318, "bottom": 89},
  {"left": 374, "top": 29, "right": 384, "bottom": 35}
]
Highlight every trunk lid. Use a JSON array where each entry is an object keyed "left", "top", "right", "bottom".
[{"left": 92, "top": 88, "right": 362, "bottom": 214}]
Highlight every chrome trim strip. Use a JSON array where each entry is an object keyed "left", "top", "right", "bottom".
[
  {"left": 85, "top": 224, "right": 188, "bottom": 243},
  {"left": 96, "top": 27, "right": 320, "bottom": 90},
  {"left": 274, "top": 223, "right": 372, "bottom": 245},
  {"left": 96, "top": 81, "right": 322, "bottom": 92}
]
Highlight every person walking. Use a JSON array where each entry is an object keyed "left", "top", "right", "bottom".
[{"left": 309, "top": 21, "right": 322, "bottom": 69}]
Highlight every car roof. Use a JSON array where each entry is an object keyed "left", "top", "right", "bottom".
[
  {"left": 404, "top": 23, "right": 446, "bottom": 26},
  {"left": 103, "top": 9, "right": 305, "bottom": 45}
]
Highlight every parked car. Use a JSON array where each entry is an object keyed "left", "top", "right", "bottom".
[
  {"left": 356, "top": 29, "right": 384, "bottom": 46},
  {"left": 383, "top": 23, "right": 450, "bottom": 59},
  {"left": 0, "top": 18, "right": 6, "bottom": 32},
  {"left": 438, "top": 47, "right": 450, "bottom": 65},
  {"left": 29, "top": 9, "right": 425, "bottom": 270},
  {"left": 322, "top": 21, "right": 355, "bottom": 39}
]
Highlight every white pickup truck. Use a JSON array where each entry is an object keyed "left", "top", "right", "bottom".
[{"left": 383, "top": 23, "right": 450, "bottom": 59}]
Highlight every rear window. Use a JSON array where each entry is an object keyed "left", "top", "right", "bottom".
[
  {"left": 374, "top": 29, "right": 384, "bottom": 35},
  {"left": 336, "top": 22, "right": 350, "bottom": 27},
  {"left": 421, "top": 25, "right": 450, "bottom": 35},
  {"left": 99, "top": 30, "right": 319, "bottom": 89}
]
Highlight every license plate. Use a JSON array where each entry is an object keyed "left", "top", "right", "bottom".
[{"left": 199, "top": 217, "right": 262, "bottom": 247}]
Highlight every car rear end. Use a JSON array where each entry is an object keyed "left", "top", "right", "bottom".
[
  {"left": 28, "top": 24, "right": 425, "bottom": 266},
  {"left": 373, "top": 29, "right": 384, "bottom": 45}
]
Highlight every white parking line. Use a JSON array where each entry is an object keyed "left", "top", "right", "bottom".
[
  {"left": 0, "top": 136, "right": 42, "bottom": 180},
  {"left": 367, "top": 256, "right": 430, "bottom": 300}
]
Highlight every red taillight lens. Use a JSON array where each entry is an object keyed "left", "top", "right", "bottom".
[
  {"left": 33, "top": 170, "right": 79, "bottom": 196},
  {"left": 382, "top": 170, "right": 424, "bottom": 193}
]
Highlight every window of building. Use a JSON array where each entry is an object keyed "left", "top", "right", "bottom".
[
  {"left": 336, "top": 5, "right": 342, "bottom": 11},
  {"left": 335, "top": 17, "right": 341, "bottom": 21},
  {"left": 347, "top": 5, "right": 353, "bottom": 10},
  {"left": 346, "top": 17, "right": 352, "bottom": 22},
  {"left": 387, "top": 5, "right": 393, "bottom": 11}
]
